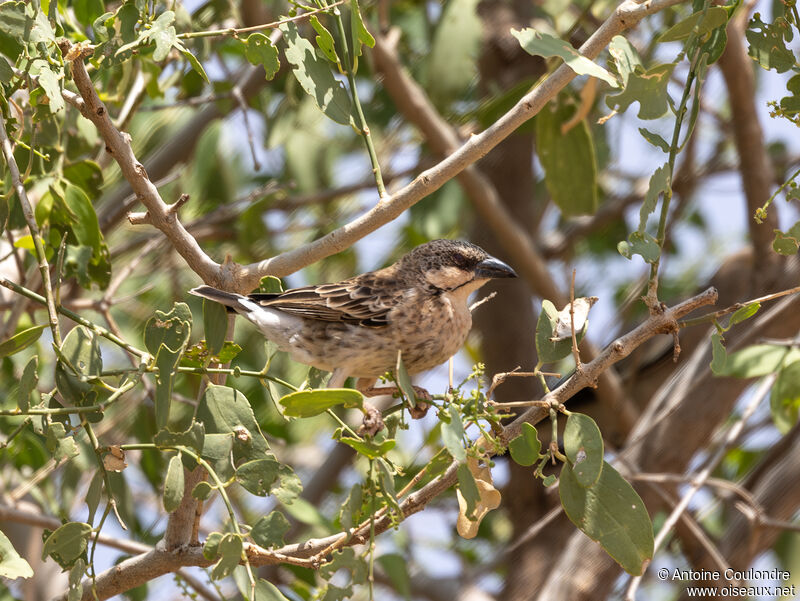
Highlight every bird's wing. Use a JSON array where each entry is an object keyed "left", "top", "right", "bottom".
[{"left": 247, "top": 276, "right": 398, "bottom": 327}]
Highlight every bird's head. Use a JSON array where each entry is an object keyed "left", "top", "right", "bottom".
[{"left": 399, "top": 239, "right": 517, "bottom": 294}]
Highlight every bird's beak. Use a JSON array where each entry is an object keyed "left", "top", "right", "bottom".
[{"left": 475, "top": 256, "right": 517, "bottom": 279}]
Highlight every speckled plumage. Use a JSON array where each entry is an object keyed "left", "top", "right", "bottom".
[{"left": 190, "top": 240, "right": 516, "bottom": 387}]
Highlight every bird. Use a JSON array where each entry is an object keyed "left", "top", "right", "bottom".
[{"left": 189, "top": 239, "right": 517, "bottom": 395}]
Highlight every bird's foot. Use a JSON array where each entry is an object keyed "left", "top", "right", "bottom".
[
  {"left": 356, "top": 380, "right": 432, "bottom": 419},
  {"left": 359, "top": 402, "right": 384, "bottom": 437}
]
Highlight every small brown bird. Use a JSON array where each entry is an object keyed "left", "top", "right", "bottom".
[{"left": 190, "top": 239, "right": 517, "bottom": 392}]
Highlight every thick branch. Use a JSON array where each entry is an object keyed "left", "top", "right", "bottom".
[{"left": 63, "top": 47, "right": 225, "bottom": 287}]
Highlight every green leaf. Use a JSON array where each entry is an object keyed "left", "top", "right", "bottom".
[
  {"left": 338, "top": 483, "right": 363, "bottom": 530},
  {"left": 16, "top": 355, "right": 39, "bottom": 412},
  {"left": 0, "top": 324, "right": 47, "bottom": 358},
  {"left": 250, "top": 511, "right": 291, "bottom": 548},
  {"left": 535, "top": 300, "right": 573, "bottom": 363},
  {"left": 210, "top": 533, "right": 242, "bottom": 580},
  {"left": 657, "top": 7, "right": 728, "bottom": 42},
  {"left": 0, "top": 193, "right": 8, "bottom": 235},
  {"left": 710, "top": 332, "right": 727, "bottom": 376},
  {"left": 192, "top": 481, "right": 215, "bottom": 501},
  {"left": 339, "top": 437, "right": 396, "bottom": 459},
  {"left": 147, "top": 10, "right": 178, "bottom": 62},
  {"left": 563, "top": 413, "right": 604, "bottom": 487},
  {"left": 181, "top": 340, "right": 242, "bottom": 368},
  {"left": 203, "top": 532, "right": 223, "bottom": 559},
  {"left": 349, "top": 0, "right": 375, "bottom": 59},
  {"left": 638, "top": 128, "right": 670, "bottom": 153},
  {"left": 441, "top": 405, "right": 466, "bottom": 462},
  {"left": 535, "top": 100, "right": 598, "bottom": 217},
  {"left": 181, "top": 49, "right": 209, "bottom": 83},
  {"left": 508, "top": 423, "right": 541, "bottom": 467},
  {"left": 244, "top": 32, "right": 280, "bottom": 80},
  {"left": 235, "top": 458, "right": 281, "bottom": 496},
  {"left": 42, "top": 522, "right": 92, "bottom": 570},
  {"left": 45, "top": 422, "right": 80, "bottom": 462},
  {"left": 201, "top": 433, "right": 235, "bottom": 482},
  {"left": 395, "top": 351, "right": 417, "bottom": 407},
  {"left": 377, "top": 554, "right": 411, "bottom": 600},
  {"left": 638, "top": 164, "right": 671, "bottom": 233},
  {"left": 202, "top": 298, "right": 228, "bottom": 356},
  {"left": 618, "top": 231, "right": 661, "bottom": 264},
  {"left": 559, "top": 461, "right": 653, "bottom": 575},
  {"left": 715, "top": 344, "right": 800, "bottom": 378},
  {"left": 606, "top": 63, "right": 675, "bottom": 120},
  {"left": 730, "top": 302, "right": 761, "bottom": 326},
  {"left": 773, "top": 222, "right": 800, "bottom": 255},
  {"left": 54, "top": 326, "right": 103, "bottom": 411},
  {"left": 154, "top": 422, "right": 205, "bottom": 453},
  {"left": 746, "top": 14, "right": 795, "bottom": 73},
  {"left": 259, "top": 275, "right": 284, "bottom": 293},
  {"left": 37, "top": 64, "right": 66, "bottom": 114},
  {"left": 153, "top": 343, "right": 182, "bottom": 430},
  {"left": 163, "top": 454, "right": 184, "bottom": 513},
  {"left": 68, "top": 559, "right": 85, "bottom": 601},
  {"left": 242, "top": 578, "right": 291, "bottom": 601},
  {"left": 456, "top": 463, "right": 480, "bottom": 520},
  {"left": 771, "top": 361, "right": 800, "bottom": 433},
  {"left": 197, "top": 385, "right": 270, "bottom": 463},
  {"left": 280, "top": 21, "right": 352, "bottom": 125},
  {"left": 0, "top": 2, "right": 30, "bottom": 39},
  {"left": 0, "top": 528, "right": 33, "bottom": 579},
  {"left": 63, "top": 161, "right": 103, "bottom": 198},
  {"left": 310, "top": 16, "right": 339, "bottom": 65},
  {"left": 512, "top": 28, "right": 618, "bottom": 87},
  {"left": 144, "top": 302, "right": 191, "bottom": 356},
  {"left": 279, "top": 388, "right": 364, "bottom": 418},
  {"left": 425, "top": 0, "right": 481, "bottom": 106},
  {"left": 85, "top": 471, "right": 102, "bottom": 524},
  {"left": 320, "top": 548, "right": 368, "bottom": 585},
  {"left": 608, "top": 35, "right": 641, "bottom": 86}
]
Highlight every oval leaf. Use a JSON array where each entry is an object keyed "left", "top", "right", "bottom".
[
  {"left": 0, "top": 324, "right": 47, "bottom": 358},
  {"left": 0, "top": 529, "right": 33, "bottom": 579},
  {"left": 339, "top": 437, "right": 396, "bottom": 459},
  {"left": 42, "top": 522, "right": 93, "bottom": 569},
  {"left": 279, "top": 388, "right": 364, "bottom": 418},
  {"left": 559, "top": 461, "right": 653, "bottom": 576},
  {"left": 770, "top": 360, "right": 800, "bottom": 433},
  {"left": 163, "top": 454, "right": 184, "bottom": 513},
  {"left": 508, "top": 422, "right": 541, "bottom": 467},
  {"left": 563, "top": 413, "right": 604, "bottom": 487}
]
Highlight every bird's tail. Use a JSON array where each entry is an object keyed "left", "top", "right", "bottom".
[{"left": 189, "top": 286, "right": 248, "bottom": 313}]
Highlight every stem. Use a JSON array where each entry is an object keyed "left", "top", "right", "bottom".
[
  {"left": 0, "top": 277, "right": 150, "bottom": 360},
  {"left": 646, "top": 19, "right": 708, "bottom": 304},
  {"left": 0, "top": 112, "right": 62, "bottom": 347},
  {"left": 331, "top": 4, "right": 387, "bottom": 198},
  {"left": 176, "top": 1, "right": 346, "bottom": 39},
  {"left": 755, "top": 163, "right": 800, "bottom": 222},
  {"left": 367, "top": 459, "right": 376, "bottom": 600}
]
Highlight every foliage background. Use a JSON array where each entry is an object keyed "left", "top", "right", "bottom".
[{"left": 2, "top": 0, "right": 800, "bottom": 600}]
